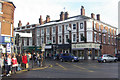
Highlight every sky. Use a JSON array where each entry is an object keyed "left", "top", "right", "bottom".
[{"left": 12, "top": 0, "right": 119, "bottom": 32}]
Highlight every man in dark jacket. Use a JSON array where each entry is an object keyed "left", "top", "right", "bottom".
[{"left": 16, "top": 54, "right": 22, "bottom": 71}]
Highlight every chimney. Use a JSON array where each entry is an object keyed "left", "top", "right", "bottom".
[
  {"left": 26, "top": 22, "right": 29, "bottom": 25},
  {"left": 39, "top": 15, "right": 43, "bottom": 25},
  {"left": 65, "top": 12, "right": 69, "bottom": 20},
  {"left": 46, "top": 15, "right": 50, "bottom": 23},
  {"left": 60, "top": 11, "right": 64, "bottom": 21},
  {"left": 91, "top": 13, "right": 95, "bottom": 19},
  {"left": 18, "top": 20, "right": 22, "bottom": 27},
  {"left": 81, "top": 6, "right": 85, "bottom": 16},
  {"left": 96, "top": 14, "right": 100, "bottom": 21}
]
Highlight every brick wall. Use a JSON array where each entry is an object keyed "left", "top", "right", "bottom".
[{"left": 1, "top": 2, "right": 15, "bottom": 36}]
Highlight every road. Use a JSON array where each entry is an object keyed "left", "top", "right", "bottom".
[{"left": 2, "top": 59, "right": 119, "bottom": 79}]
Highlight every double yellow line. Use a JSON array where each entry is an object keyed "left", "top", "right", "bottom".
[{"left": 56, "top": 63, "right": 67, "bottom": 70}]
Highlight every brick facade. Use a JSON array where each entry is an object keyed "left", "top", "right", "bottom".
[{"left": 0, "top": 1, "right": 15, "bottom": 37}]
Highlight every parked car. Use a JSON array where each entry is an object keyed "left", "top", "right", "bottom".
[
  {"left": 60, "top": 53, "right": 79, "bottom": 62},
  {"left": 115, "top": 54, "right": 120, "bottom": 61},
  {"left": 97, "top": 54, "right": 118, "bottom": 63},
  {"left": 53, "top": 54, "right": 60, "bottom": 60}
]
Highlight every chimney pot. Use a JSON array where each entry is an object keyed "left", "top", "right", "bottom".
[
  {"left": 18, "top": 20, "right": 22, "bottom": 27},
  {"left": 96, "top": 14, "right": 100, "bottom": 21},
  {"left": 65, "top": 12, "right": 69, "bottom": 20},
  {"left": 46, "top": 15, "right": 50, "bottom": 23},
  {"left": 91, "top": 13, "right": 95, "bottom": 19},
  {"left": 39, "top": 15, "right": 43, "bottom": 25},
  {"left": 81, "top": 6, "right": 85, "bottom": 16},
  {"left": 60, "top": 11, "right": 65, "bottom": 21}
]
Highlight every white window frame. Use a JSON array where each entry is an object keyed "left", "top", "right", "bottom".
[
  {"left": 0, "top": 3, "right": 3, "bottom": 14},
  {"left": 46, "top": 36, "right": 50, "bottom": 44},
  {"left": 79, "top": 22, "right": 84, "bottom": 30},
  {"left": 41, "top": 37, "right": 44, "bottom": 44},
  {"left": 79, "top": 32, "right": 84, "bottom": 42},
  {"left": 58, "top": 35, "right": 62, "bottom": 44},
  {"left": 72, "top": 33, "right": 77, "bottom": 43},
  {"left": 72, "top": 23, "right": 77, "bottom": 32},
  {"left": 52, "top": 27, "right": 56, "bottom": 34},
  {"left": 103, "top": 34, "right": 106, "bottom": 44},
  {"left": 58, "top": 25, "right": 62, "bottom": 34},
  {"left": 41, "top": 28, "right": 44, "bottom": 36},
  {"left": 94, "top": 23, "right": 97, "bottom": 30},
  {"left": 64, "top": 34, "right": 69, "bottom": 44},
  {"left": 52, "top": 35, "right": 56, "bottom": 44},
  {"left": 29, "top": 37, "right": 32, "bottom": 46},
  {"left": 108, "top": 36, "right": 110, "bottom": 44},
  {"left": 46, "top": 27, "right": 50, "bottom": 35},
  {"left": 37, "top": 29, "right": 40, "bottom": 37},
  {"left": 64, "top": 24, "right": 69, "bottom": 33}
]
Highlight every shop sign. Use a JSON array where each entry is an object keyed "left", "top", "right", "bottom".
[
  {"left": 4, "top": 37, "right": 10, "bottom": 43},
  {"left": 72, "top": 43, "right": 100, "bottom": 49},
  {"left": 6, "top": 43, "right": 11, "bottom": 53}
]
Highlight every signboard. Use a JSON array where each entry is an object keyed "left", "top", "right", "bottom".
[
  {"left": 72, "top": 43, "right": 100, "bottom": 49},
  {"left": 5, "top": 37, "right": 10, "bottom": 43},
  {"left": 6, "top": 43, "right": 11, "bottom": 53},
  {"left": 15, "top": 32, "right": 32, "bottom": 38}
]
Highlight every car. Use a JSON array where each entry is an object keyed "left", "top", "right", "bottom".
[
  {"left": 97, "top": 54, "right": 118, "bottom": 63},
  {"left": 59, "top": 53, "right": 79, "bottom": 62},
  {"left": 115, "top": 54, "right": 120, "bottom": 61}
]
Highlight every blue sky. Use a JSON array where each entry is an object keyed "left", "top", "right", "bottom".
[{"left": 13, "top": 0, "right": 119, "bottom": 31}]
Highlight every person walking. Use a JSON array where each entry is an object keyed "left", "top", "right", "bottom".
[
  {"left": 16, "top": 54, "right": 22, "bottom": 71},
  {"left": 1, "top": 54, "right": 5, "bottom": 77},
  {"left": 37, "top": 53, "right": 41, "bottom": 67},
  {"left": 11, "top": 54, "right": 18, "bottom": 74},
  {"left": 22, "top": 53, "right": 27, "bottom": 69},
  {"left": 6, "top": 54, "right": 11, "bottom": 76}
]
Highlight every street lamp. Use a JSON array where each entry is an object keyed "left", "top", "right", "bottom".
[{"left": 67, "top": 26, "right": 72, "bottom": 53}]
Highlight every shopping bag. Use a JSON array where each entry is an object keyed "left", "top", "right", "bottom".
[{"left": 26, "top": 63, "right": 29, "bottom": 68}]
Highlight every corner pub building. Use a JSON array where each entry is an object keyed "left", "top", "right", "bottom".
[{"left": 14, "top": 6, "right": 117, "bottom": 60}]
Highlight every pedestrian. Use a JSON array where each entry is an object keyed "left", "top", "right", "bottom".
[
  {"left": 16, "top": 53, "right": 22, "bottom": 71},
  {"left": 26, "top": 53, "right": 30, "bottom": 64},
  {"left": 6, "top": 54, "right": 11, "bottom": 76},
  {"left": 11, "top": 54, "right": 18, "bottom": 74},
  {"left": 40, "top": 53, "right": 44, "bottom": 67},
  {"left": 0, "top": 54, "right": 5, "bottom": 77},
  {"left": 37, "top": 53, "right": 41, "bottom": 67},
  {"left": 22, "top": 53, "right": 27, "bottom": 69}
]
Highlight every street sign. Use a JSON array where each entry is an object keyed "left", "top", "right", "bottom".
[{"left": 7, "top": 43, "right": 11, "bottom": 53}]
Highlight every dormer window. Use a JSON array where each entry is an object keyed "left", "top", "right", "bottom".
[{"left": 73, "top": 24, "right": 76, "bottom": 30}]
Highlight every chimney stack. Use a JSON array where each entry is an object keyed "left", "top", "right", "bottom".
[
  {"left": 39, "top": 15, "right": 43, "bottom": 25},
  {"left": 60, "top": 11, "right": 65, "bottom": 21},
  {"left": 46, "top": 15, "right": 50, "bottom": 23},
  {"left": 18, "top": 20, "right": 22, "bottom": 27},
  {"left": 81, "top": 6, "right": 85, "bottom": 16},
  {"left": 96, "top": 14, "right": 100, "bottom": 21},
  {"left": 91, "top": 13, "right": 95, "bottom": 19},
  {"left": 65, "top": 12, "right": 69, "bottom": 20},
  {"left": 26, "top": 22, "right": 29, "bottom": 25}
]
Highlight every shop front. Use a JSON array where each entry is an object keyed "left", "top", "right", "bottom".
[{"left": 72, "top": 43, "right": 100, "bottom": 60}]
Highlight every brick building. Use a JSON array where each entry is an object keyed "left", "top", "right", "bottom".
[
  {"left": 14, "top": 6, "right": 117, "bottom": 60},
  {"left": 0, "top": 0, "right": 16, "bottom": 54}
]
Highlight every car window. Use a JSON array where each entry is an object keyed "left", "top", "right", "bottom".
[{"left": 107, "top": 55, "right": 113, "bottom": 57}]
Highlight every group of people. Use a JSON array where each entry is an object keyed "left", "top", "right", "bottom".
[{"left": 0, "top": 53, "right": 31, "bottom": 77}]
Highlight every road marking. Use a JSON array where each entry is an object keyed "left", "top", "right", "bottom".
[
  {"left": 49, "top": 64, "right": 53, "bottom": 68},
  {"left": 56, "top": 63, "right": 67, "bottom": 70}
]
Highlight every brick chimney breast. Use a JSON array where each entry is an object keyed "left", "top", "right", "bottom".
[
  {"left": 81, "top": 6, "right": 85, "bottom": 16},
  {"left": 18, "top": 20, "right": 22, "bottom": 27},
  {"left": 60, "top": 11, "right": 65, "bottom": 21},
  {"left": 65, "top": 12, "right": 69, "bottom": 20},
  {"left": 96, "top": 14, "right": 100, "bottom": 21}
]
